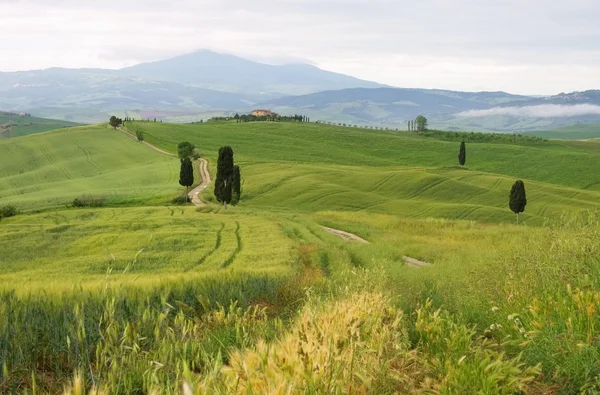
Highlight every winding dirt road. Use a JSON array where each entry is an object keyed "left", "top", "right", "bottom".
[
  {"left": 188, "top": 158, "right": 211, "bottom": 207},
  {"left": 323, "top": 226, "right": 432, "bottom": 268},
  {"left": 116, "top": 126, "right": 210, "bottom": 206}
]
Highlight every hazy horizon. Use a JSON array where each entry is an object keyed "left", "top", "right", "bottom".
[{"left": 2, "top": 0, "right": 600, "bottom": 95}]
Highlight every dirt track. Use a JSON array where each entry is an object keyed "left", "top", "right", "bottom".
[
  {"left": 323, "top": 226, "right": 432, "bottom": 268},
  {"left": 116, "top": 126, "right": 210, "bottom": 206},
  {"left": 188, "top": 158, "right": 211, "bottom": 207}
]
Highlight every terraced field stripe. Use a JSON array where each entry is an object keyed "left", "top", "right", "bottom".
[
  {"left": 186, "top": 223, "right": 225, "bottom": 271},
  {"left": 221, "top": 222, "right": 242, "bottom": 268}
]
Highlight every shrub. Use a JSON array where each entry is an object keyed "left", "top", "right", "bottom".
[
  {"left": 171, "top": 195, "right": 189, "bottom": 205},
  {"left": 0, "top": 205, "right": 18, "bottom": 219},
  {"left": 72, "top": 195, "right": 106, "bottom": 208}
]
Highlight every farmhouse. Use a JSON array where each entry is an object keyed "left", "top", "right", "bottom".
[{"left": 251, "top": 109, "right": 275, "bottom": 117}]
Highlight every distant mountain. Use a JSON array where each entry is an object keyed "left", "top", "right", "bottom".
[
  {"left": 258, "top": 87, "right": 534, "bottom": 128},
  {"left": 1, "top": 50, "right": 599, "bottom": 131},
  {"left": 0, "top": 68, "right": 252, "bottom": 123},
  {"left": 257, "top": 87, "right": 600, "bottom": 132},
  {"left": 120, "top": 50, "right": 385, "bottom": 96},
  {"left": 499, "top": 90, "right": 600, "bottom": 106},
  {"left": 0, "top": 50, "right": 386, "bottom": 122}
]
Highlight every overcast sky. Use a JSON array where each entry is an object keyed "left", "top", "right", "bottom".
[{"left": 2, "top": 0, "right": 599, "bottom": 94}]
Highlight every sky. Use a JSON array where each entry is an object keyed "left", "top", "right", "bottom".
[{"left": 1, "top": 0, "right": 600, "bottom": 95}]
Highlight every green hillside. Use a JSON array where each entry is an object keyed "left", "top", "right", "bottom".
[
  {"left": 0, "top": 124, "right": 180, "bottom": 210},
  {"left": 129, "top": 121, "right": 600, "bottom": 224},
  {"left": 521, "top": 123, "right": 600, "bottom": 140},
  {"left": 0, "top": 112, "right": 81, "bottom": 139},
  {"left": 2, "top": 121, "right": 600, "bottom": 393}
]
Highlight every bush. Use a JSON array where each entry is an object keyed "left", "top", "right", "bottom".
[
  {"left": 0, "top": 205, "right": 18, "bottom": 219},
  {"left": 192, "top": 151, "right": 201, "bottom": 160},
  {"left": 171, "top": 196, "right": 189, "bottom": 205},
  {"left": 72, "top": 195, "right": 106, "bottom": 208}
]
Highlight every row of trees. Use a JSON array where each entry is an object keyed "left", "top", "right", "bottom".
[
  {"left": 456, "top": 140, "right": 527, "bottom": 223},
  {"left": 408, "top": 115, "right": 428, "bottom": 132}
]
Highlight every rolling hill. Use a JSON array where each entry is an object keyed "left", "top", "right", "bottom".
[
  {"left": 0, "top": 124, "right": 180, "bottom": 209},
  {"left": 0, "top": 111, "right": 80, "bottom": 139},
  {"left": 2, "top": 120, "right": 600, "bottom": 392}
]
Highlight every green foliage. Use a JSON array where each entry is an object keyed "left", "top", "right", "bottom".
[
  {"left": 458, "top": 140, "right": 466, "bottom": 166},
  {"left": 416, "top": 115, "right": 428, "bottom": 132},
  {"left": 509, "top": 180, "right": 527, "bottom": 222},
  {"left": 214, "top": 146, "right": 234, "bottom": 207},
  {"left": 177, "top": 141, "right": 195, "bottom": 159},
  {"left": 72, "top": 195, "right": 106, "bottom": 207},
  {"left": 108, "top": 116, "right": 122, "bottom": 129},
  {"left": 424, "top": 129, "right": 547, "bottom": 144},
  {"left": 179, "top": 157, "right": 194, "bottom": 196},
  {"left": 135, "top": 129, "right": 144, "bottom": 142},
  {"left": 0, "top": 205, "right": 18, "bottom": 219}
]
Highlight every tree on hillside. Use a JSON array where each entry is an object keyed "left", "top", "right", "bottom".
[
  {"left": 135, "top": 128, "right": 144, "bottom": 142},
  {"left": 214, "top": 146, "right": 234, "bottom": 209},
  {"left": 509, "top": 180, "right": 527, "bottom": 224},
  {"left": 179, "top": 157, "right": 194, "bottom": 201},
  {"left": 177, "top": 141, "right": 195, "bottom": 159},
  {"left": 415, "top": 115, "right": 428, "bottom": 132},
  {"left": 231, "top": 165, "right": 241, "bottom": 206},
  {"left": 458, "top": 141, "right": 466, "bottom": 166},
  {"left": 109, "top": 116, "right": 123, "bottom": 129}
]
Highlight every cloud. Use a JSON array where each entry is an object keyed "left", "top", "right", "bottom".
[
  {"left": 458, "top": 104, "right": 600, "bottom": 118},
  {"left": 1, "top": 0, "right": 600, "bottom": 94}
]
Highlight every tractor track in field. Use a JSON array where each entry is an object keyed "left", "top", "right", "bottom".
[
  {"left": 322, "top": 226, "right": 432, "bottom": 268},
  {"left": 116, "top": 126, "right": 211, "bottom": 207}
]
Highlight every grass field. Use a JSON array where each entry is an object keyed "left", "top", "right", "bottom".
[
  {"left": 2, "top": 120, "right": 600, "bottom": 393},
  {"left": 0, "top": 124, "right": 183, "bottom": 210},
  {"left": 0, "top": 113, "right": 81, "bottom": 139},
  {"left": 521, "top": 123, "right": 600, "bottom": 140}
]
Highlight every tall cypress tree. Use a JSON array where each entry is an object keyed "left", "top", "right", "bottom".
[
  {"left": 179, "top": 157, "right": 194, "bottom": 201},
  {"left": 214, "top": 146, "right": 234, "bottom": 209},
  {"left": 458, "top": 141, "right": 466, "bottom": 166},
  {"left": 509, "top": 180, "right": 527, "bottom": 224},
  {"left": 231, "top": 165, "right": 241, "bottom": 206}
]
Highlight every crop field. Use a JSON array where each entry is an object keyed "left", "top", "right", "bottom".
[
  {"left": 0, "top": 125, "right": 182, "bottom": 210},
  {"left": 2, "top": 120, "right": 600, "bottom": 393},
  {"left": 522, "top": 123, "right": 600, "bottom": 140},
  {"left": 0, "top": 113, "right": 80, "bottom": 139}
]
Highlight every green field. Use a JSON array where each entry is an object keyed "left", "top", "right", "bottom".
[
  {"left": 2, "top": 121, "right": 600, "bottom": 393},
  {"left": 0, "top": 124, "right": 182, "bottom": 210},
  {"left": 521, "top": 123, "right": 600, "bottom": 140},
  {"left": 0, "top": 113, "right": 81, "bottom": 139}
]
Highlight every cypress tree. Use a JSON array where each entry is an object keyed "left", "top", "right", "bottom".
[
  {"left": 458, "top": 141, "right": 466, "bottom": 166},
  {"left": 231, "top": 165, "right": 241, "bottom": 206},
  {"left": 509, "top": 180, "right": 527, "bottom": 224},
  {"left": 214, "top": 146, "right": 234, "bottom": 209},
  {"left": 179, "top": 157, "right": 194, "bottom": 201}
]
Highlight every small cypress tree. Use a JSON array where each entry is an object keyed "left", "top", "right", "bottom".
[
  {"left": 179, "top": 157, "right": 194, "bottom": 201},
  {"left": 509, "top": 180, "right": 527, "bottom": 224},
  {"left": 214, "top": 146, "right": 234, "bottom": 209},
  {"left": 458, "top": 141, "right": 466, "bottom": 166}
]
